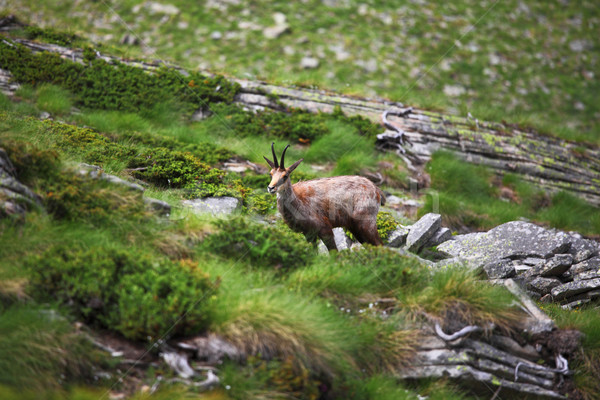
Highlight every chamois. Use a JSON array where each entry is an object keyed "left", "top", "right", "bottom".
[{"left": 264, "top": 143, "right": 386, "bottom": 251}]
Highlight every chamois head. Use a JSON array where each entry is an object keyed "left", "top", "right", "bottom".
[{"left": 264, "top": 143, "right": 303, "bottom": 194}]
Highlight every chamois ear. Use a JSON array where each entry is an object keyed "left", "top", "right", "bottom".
[
  {"left": 286, "top": 158, "right": 304, "bottom": 174},
  {"left": 263, "top": 156, "right": 275, "bottom": 168}
]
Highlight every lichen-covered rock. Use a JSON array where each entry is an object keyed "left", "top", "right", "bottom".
[
  {"left": 405, "top": 213, "right": 441, "bottom": 253},
  {"left": 424, "top": 227, "right": 452, "bottom": 248},
  {"left": 526, "top": 277, "right": 562, "bottom": 296},
  {"left": 551, "top": 278, "right": 600, "bottom": 300},
  {"left": 573, "top": 269, "right": 600, "bottom": 281},
  {"left": 143, "top": 197, "right": 171, "bottom": 216},
  {"left": 182, "top": 196, "right": 241, "bottom": 216},
  {"left": 567, "top": 234, "right": 599, "bottom": 263},
  {"left": 483, "top": 259, "right": 515, "bottom": 279},
  {"left": 569, "top": 256, "right": 600, "bottom": 276},
  {"left": 522, "top": 257, "right": 545, "bottom": 266},
  {"left": 387, "top": 225, "right": 409, "bottom": 247},
  {"left": 523, "top": 254, "right": 573, "bottom": 278},
  {"left": 437, "top": 221, "right": 570, "bottom": 269}
]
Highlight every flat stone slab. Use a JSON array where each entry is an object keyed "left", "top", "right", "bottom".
[
  {"left": 182, "top": 196, "right": 241, "bottom": 216},
  {"left": 483, "top": 259, "right": 515, "bottom": 279},
  {"left": 551, "top": 278, "right": 600, "bottom": 300},
  {"left": 526, "top": 277, "right": 562, "bottom": 296},
  {"left": 523, "top": 254, "right": 573, "bottom": 278},
  {"left": 574, "top": 269, "right": 600, "bottom": 281},
  {"left": 143, "top": 197, "right": 171, "bottom": 216},
  {"left": 569, "top": 256, "right": 600, "bottom": 276},
  {"left": 405, "top": 213, "right": 442, "bottom": 253},
  {"left": 387, "top": 225, "right": 409, "bottom": 247},
  {"left": 568, "top": 235, "right": 600, "bottom": 263},
  {"left": 437, "top": 221, "right": 570, "bottom": 268},
  {"left": 333, "top": 227, "right": 352, "bottom": 251},
  {"left": 425, "top": 227, "right": 452, "bottom": 248}
]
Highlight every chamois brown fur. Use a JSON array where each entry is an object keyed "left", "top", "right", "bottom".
[{"left": 265, "top": 143, "right": 385, "bottom": 251}]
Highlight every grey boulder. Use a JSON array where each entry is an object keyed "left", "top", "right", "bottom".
[
  {"left": 182, "top": 196, "right": 241, "bottom": 216},
  {"left": 437, "top": 221, "right": 570, "bottom": 269},
  {"left": 405, "top": 213, "right": 442, "bottom": 253}
]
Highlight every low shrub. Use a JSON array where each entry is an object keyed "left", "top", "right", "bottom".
[
  {"left": 246, "top": 191, "right": 277, "bottom": 215},
  {"left": 42, "top": 171, "right": 148, "bottom": 225},
  {"left": 210, "top": 103, "right": 382, "bottom": 143},
  {"left": 0, "top": 40, "right": 240, "bottom": 115},
  {"left": 203, "top": 217, "right": 314, "bottom": 270},
  {"left": 1, "top": 140, "right": 61, "bottom": 185},
  {"left": 22, "top": 26, "right": 79, "bottom": 46},
  {"left": 376, "top": 211, "right": 398, "bottom": 241},
  {"left": 26, "top": 245, "right": 218, "bottom": 341}
]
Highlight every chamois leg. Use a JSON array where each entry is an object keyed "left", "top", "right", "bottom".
[
  {"left": 318, "top": 227, "right": 338, "bottom": 251},
  {"left": 354, "top": 218, "right": 383, "bottom": 246},
  {"left": 304, "top": 232, "right": 319, "bottom": 248}
]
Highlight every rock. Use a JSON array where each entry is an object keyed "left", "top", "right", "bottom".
[
  {"left": 437, "top": 221, "right": 570, "bottom": 270},
  {"left": 0, "top": 148, "right": 43, "bottom": 218},
  {"left": 328, "top": 44, "right": 350, "bottom": 61},
  {"left": 210, "top": 31, "right": 222, "bottom": 40},
  {"left": 143, "top": 197, "right": 171, "bottom": 216},
  {"left": 526, "top": 277, "right": 562, "bottom": 296},
  {"left": 120, "top": 34, "right": 139, "bottom": 46},
  {"left": 424, "top": 227, "right": 452, "bottom": 247},
  {"left": 568, "top": 236, "right": 599, "bottom": 263},
  {"left": 300, "top": 57, "right": 319, "bottom": 69},
  {"left": 574, "top": 269, "right": 600, "bottom": 281},
  {"left": 317, "top": 240, "right": 329, "bottom": 255},
  {"left": 150, "top": 2, "right": 179, "bottom": 15},
  {"left": 385, "top": 194, "right": 402, "bottom": 205},
  {"left": 191, "top": 108, "right": 212, "bottom": 121},
  {"left": 561, "top": 299, "right": 590, "bottom": 310},
  {"left": 78, "top": 164, "right": 144, "bottom": 192},
  {"left": 387, "top": 225, "right": 409, "bottom": 247},
  {"left": 405, "top": 213, "right": 442, "bottom": 253},
  {"left": 521, "top": 257, "right": 545, "bottom": 266},
  {"left": 263, "top": 25, "right": 289, "bottom": 39},
  {"left": 263, "top": 12, "right": 289, "bottom": 39},
  {"left": 443, "top": 84, "right": 466, "bottom": 97},
  {"left": 569, "top": 256, "right": 600, "bottom": 276},
  {"left": 551, "top": 278, "right": 600, "bottom": 301},
  {"left": 182, "top": 196, "right": 240, "bottom": 216},
  {"left": 522, "top": 254, "right": 573, "bottom": 278},
  {"left": 569, "top": 39, "right": 592, "bottom": 52},
  {"left": 332, "top": 227, "right": 352, "bottom": 250},
  {"left": 483, "top": 259, "right": 515, "bottom": 279}
]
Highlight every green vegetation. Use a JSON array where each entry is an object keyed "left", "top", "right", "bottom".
[
  {"left": 543, "top": 305, "right": 600, "bottom": 400},
  {"left": 27, "top": 244, "right": 217, "bottom": 341},
  {"left": 0, "top": 304, "right": 94, "bottom": 391},
  {"left": 5, "top": 1, "right": 598, "bottom": 143},
  {"left": 422, "top": 151, "right": 600, "bottom": 235},
  {"left": 203, "top": 217, "right": 315, "bottom": 271},
  {"left": 0, "top": 15, "right": 598, "bottom": 399}
]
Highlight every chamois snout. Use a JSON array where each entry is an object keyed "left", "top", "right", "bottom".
[{"left": 267, "top": 185, "right": 276, "bottom": 194}]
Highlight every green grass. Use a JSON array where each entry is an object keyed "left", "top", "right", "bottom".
[
  {"left": 35, "top": 84, "right": 72, "bottom": 115},
  {"left": 5, "top": 0, "right": 598, "bottom": 143},
  {"left": 0, "top": 35, "right": 596, "bottom": 398},
  {"left": 0, "top": 304, "right": 94, "bottom": 391},
  {"left": 422, "top": 151, "right": 600, "bottom": 235}
]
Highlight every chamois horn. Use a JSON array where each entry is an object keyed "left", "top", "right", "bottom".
[
  {"left": 280, "top": 144, "right": 290, "bottom": 169},
  {"left": 271, "top": 142, "right": 279, "bottom": 168}
]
